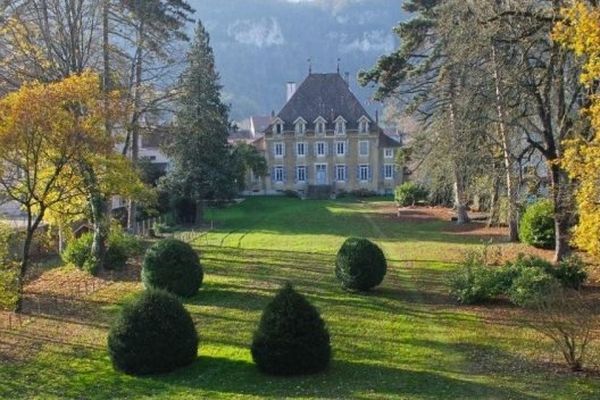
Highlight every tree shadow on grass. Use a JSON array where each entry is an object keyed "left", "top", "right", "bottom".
[{"left": 148, "top": 355, "right": 539, "bottom": 400}]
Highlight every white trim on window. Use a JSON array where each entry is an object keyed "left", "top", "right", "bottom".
[
  {"left": 296, "top": 142, "right": 306, "bottom": 157},
  {"left": 334, "top": 116, "right": 347, "bottom": 135},
  {"left": 359, "top": 164, "right": 370, "bottom": 182},
  {"left": 274, "top": 142, "right": 285, "bottom": 158},
  {"left": 274, "top": 165, "right": 285, "bottom": 183},
  {"left": 335, "top": 141, "right": 346, "bottom": 156},
  {"left": 384, "top": 148, "right": 394, "bottom": 159},
  {"left": 314, "top": 116, "right": 327, "bottom": 135},
  {"left": 358, "top": 140, "right": 369, "bottom": 157},
  {"left": 315, "top": 141, "right": 327, "bottom": 157},
  {"left": 294, "top": 117, "right": 306, "bottom": 135},
  {"left": 335, "top": 164, "right": 346, "bottom": 182},
  {"left": 296, "top": 165, "right": 307, "bottom": 183},
  {"left": 384, "top": 163, "right": 394, "bottom": 180},
  {"left": 358, "top": 116, "right": 370, "bottom": 134}
]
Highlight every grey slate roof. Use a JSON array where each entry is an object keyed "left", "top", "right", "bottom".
[{"left": 273, "top": 73, "right": 373, "bottom": 131}]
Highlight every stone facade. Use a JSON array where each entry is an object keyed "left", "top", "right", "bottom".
[{"left": 255, "top": 72, "right": 402, "bottom": 197}]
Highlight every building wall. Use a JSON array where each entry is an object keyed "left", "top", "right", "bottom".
[{"left": 262, "top": 128, "right": 402, "bottom": 195}]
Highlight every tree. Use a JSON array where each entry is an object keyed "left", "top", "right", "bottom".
[
  {"left": 231, "top": 142, "right": 268, "bottom": 192},
  {"left": 555, "top": 1, "right": 600, "bottom": 262},
  {"left": 361, "top": 0, "right": 589, "bottom": 260},
  {"left": 165, "top": 21, "right": 236, "bottom": 223},
  {"left": 0, "top": 72, "right": 141, "bottom": 310}
]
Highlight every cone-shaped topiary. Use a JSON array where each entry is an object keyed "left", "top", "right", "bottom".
[
  {"left": 142, "top": 238, "right": 203, "bottom": 297},
  {"left": 251, "top": 283, "right": 331, "bottom": 375},
  {"left": 107, "top": 289, "right": 199, "bottom": 375},
  {"left": 335, "top": 237, "right": 387, "bottom": 291}
]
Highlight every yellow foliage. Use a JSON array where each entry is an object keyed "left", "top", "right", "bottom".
[
  {"left": 0, "top": 72, "right": 148, "bottom": 229},
  {"left": 554, "top": 2, "right": 600, "bottom": 261}
]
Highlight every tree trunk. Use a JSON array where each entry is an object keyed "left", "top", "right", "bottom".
[
  {"left": 81, "top": 163, "right": 109, "bottom": 272},
  {"left": 491, "top": 44, "right": 518, "bottom": 241},
  {"left": 550, "top": 163, "right": 571, "bottom": 262},
  {"left": 488, "top": 174, "right": 500, "bottom": 228},
  {"left": 195, "top": 199, "right": 204, "bottom": 225},
  {"left": 454, "top": 179, "right": 470, "bottom": 225},
  {"left": 15, "top": 208, "right": 44, "bottom": 313},
  {"left": 127, "top": 19, "right": 144, "bottom": 231}
]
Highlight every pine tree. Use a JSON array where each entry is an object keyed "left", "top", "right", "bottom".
[{"left": 166, "top": 21, "right": 236, "bottom": 222}]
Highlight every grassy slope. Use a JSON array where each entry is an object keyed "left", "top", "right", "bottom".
[{"left": 0, "top": 197, "right": 598, "bottom": 399}]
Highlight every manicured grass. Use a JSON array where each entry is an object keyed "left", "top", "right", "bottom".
[{"left": 0, "top": 197, "right": 598, "bottom": 399}]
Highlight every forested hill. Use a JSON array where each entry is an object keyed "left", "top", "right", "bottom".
[{"left": 188, "top": 0, "right": 406, "bottom": 120}]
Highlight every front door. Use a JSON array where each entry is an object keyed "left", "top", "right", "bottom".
[{"left": 315, "top": 164, "right": 327, "bottom": 185}]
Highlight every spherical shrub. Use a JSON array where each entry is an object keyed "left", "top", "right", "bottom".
[
  {"left": 519, "top": 200, "right": 555, "bottom": 249},
  {"left": 251, "top": 283, "right": 331, "bottom": 375},
  {"left": 335, "top": 237, "right": 387, "bottom": 291},
  {"left": 107, "top": 289, "right": 198, "bottom": 375},
  {"left": 142, "top": 238, "right": 203, "bottom": 297}
]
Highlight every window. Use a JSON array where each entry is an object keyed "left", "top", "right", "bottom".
[
  {"left": 359, "top": 140, "right": 369, "bottom": 156},
  {"left": 359, "top": 165, "right": 370, "bottom": 182},
  {"left": 296, "top": 142, "right": 306, "bottom": 157},
  {"left": 384, "top": 164, "right": 394, "bottom": 179},
  {"left": 359, "top": 119, "right": 369, "bottom": 134},
  {"left": 315, "top": 142, "right": 327, "bottom": 157},
  {"left": 275, "top": 122, "right": 284, "bottom": 135},
  {"left": 316, "top": 122, "right": 325, "bottom": 134},
  {"left": 335, "top": 141, "right": 346, "bottom": 156},
  {"left": 384, "top": 148, "right": 394, "bottom": 158},
  {"left": 274, "top": 142, "right": 285, "bottom": 158},
  {"left": 336, "top": 165, "right": 346, "bottom": 182},
  {"left": 335, "top": 120, "right": 346, "bottom": 135},
  {"left": 295, "top": 121, "right": 306, "bottom": 135},
  {"left": 296, "top": 166, "right": 306, "bottom": 183},
  {"left": 274, "top": 166, "right": 284, "bottom": 183}
]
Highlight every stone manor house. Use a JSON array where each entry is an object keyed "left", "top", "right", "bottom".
[{"left": 244, "top": 72, "right": 403, "bottom": 197}]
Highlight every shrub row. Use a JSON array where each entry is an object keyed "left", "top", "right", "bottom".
[{"left": 449, "top": 252, "right": 587, "bottom": 306}]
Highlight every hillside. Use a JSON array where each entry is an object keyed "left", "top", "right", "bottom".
[{"left": 188, "top": 0, "right": 406, "bottom": 120}]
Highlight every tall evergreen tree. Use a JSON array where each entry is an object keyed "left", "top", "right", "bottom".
[{"left": 166, "top": 21, "right": 235, "bottom": 222}]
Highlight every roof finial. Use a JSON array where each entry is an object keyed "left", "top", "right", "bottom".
[
  {"left": 337, "top": 58, "right": 341, "bottom": 74},
  {"left": 307, "top": 58, "right": 312, "bottom": 75}
]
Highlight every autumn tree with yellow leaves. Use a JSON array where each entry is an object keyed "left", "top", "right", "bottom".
[
  {"left": 555, "top": 1, "right": 600, "bottom": 261},
  {"left": 0, "top": 72, "right": 144, "bottom": 310}
]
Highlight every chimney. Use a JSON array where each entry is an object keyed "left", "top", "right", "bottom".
[
  {"left": 344, "top": 72, "right": 350, "bottom": 86},
  {"left": 271, "top": 110, "right": 275, "bottom": 118},
  {"left": 286, "top": 82, "right": 297, "bottom": 102}
]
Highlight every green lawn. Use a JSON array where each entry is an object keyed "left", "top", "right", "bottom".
[{"left": 1, "top": 197, "right": 598, "bottom": 399}]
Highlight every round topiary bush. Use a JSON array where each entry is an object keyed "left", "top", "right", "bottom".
[
  {"left": 142, "top": 238, "right": 203, "bottom": 297},
  {"left": 519, "top": 199, "right": 555, "bottom": 249},
  {"left": 251, "top": 283, "right": 331, "bottom": 375},
  {"left": 107, "top": 289, "right": 198, "bottom": 375},
  {"left": 335, "top": 237, "right": 387, "bottom": 291}
]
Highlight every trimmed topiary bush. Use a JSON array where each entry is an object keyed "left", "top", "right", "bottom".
[
  {"left": 142, "top": 238, "right": 203, "bottom": 297},
  {"left": 62, "top": 233, "right": 94, "bottom": 272},
  {"left": 107, "top": 289, "right": 198, "bottom": 375},
  {"left": 251, "top": 283, "right": 331, "bottom": 375},
  {"left": 335, "top": 237, "right": 387, "bottom": 291},
  {"left": 519, "top": 200, "right": 555, "bottom": 249}
]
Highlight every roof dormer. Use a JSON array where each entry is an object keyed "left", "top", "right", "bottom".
[
  {"left": 314, "top": 116, "right": 327, "bottom": 135},
  {"left": 294, "top": 117, "right": 307, "bottom": 135},
  {"left": 334, "top": 116, "right": 347, "bottom": 135},
  {"left": 273, "top": 117, "right": 285, "bottom": 135},
  {"left": 358, "top": 115, "right": 370, "bottom": 134}
]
